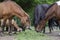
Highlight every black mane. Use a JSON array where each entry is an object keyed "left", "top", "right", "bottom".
[{"left": 45, "top": 3, "right": 56, "bottom": 13}]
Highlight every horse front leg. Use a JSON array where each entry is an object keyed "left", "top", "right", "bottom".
[
  {"left": 9, "top": 19, "right": 13, "bottom": 35},
  {"left": 58, "top": 21, "right": 60, "bottom": 30},
  {"left": 0, "top": 19, "right": 6, "bottom": 36},
  {"left": 6, "top": 19, "right": 12, "bottom": 35},
  {"left": 48, "top": 21, "right": 52, "bottom": 33},
  {"left": 43, "top": 26, "right": 45, "bottom": 33},
  {"left": 11, "top": 19, "right": 22, "bottom": 32}
]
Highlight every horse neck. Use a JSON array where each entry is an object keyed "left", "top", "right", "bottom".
[
  {"left": 14, "top": 12, "right": 28, "bottom": 21},
  {"left": 12, "top": 0, "right": 29, "bottom": 18},
  {"left": 44, "top": 3, "right": 57, "bottom": 21}
]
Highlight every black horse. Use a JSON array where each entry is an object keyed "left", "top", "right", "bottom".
[{"left": 34, "top": 4, "right": 60, "bottom": 33}]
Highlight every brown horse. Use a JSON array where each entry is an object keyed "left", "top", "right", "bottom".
[
  {"left": 35, "top": 1, "right": 60, "bottom": 32},
  {"left": 0, "top": 1, "right": 30, "bottom": 31}
]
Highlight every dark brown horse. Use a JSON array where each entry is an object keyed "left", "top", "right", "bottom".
[
  {"left": 35, "top": 1, "right": 60, "bottom": 32},
  {"left": 0, "top": 0, "right": 30, "bottom": 34}
]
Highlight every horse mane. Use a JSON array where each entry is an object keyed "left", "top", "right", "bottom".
[
  {"left": 45, "top": 3, "right": 56, "bottom": 13},
  {"left": 6, "top": 1, "right": 29, "bottom": 17}
]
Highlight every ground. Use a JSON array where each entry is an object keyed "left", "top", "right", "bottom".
[
  {"left": 0, "top": 27, "right": 60, "bottom": 40},
  {"left": 45, "top": 31, "right": 60, "bottom": 40},
  {"left": 0, "top": 35, "right": 15, "bottom": 40}
]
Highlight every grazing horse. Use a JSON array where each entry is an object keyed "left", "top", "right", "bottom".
[
  {"left": 35, "top": 1, "right": 60, "bottom": 32},
  {"left": 34, "top": 4, "right": 50, "bottom": 33},
  {"left": 0, "top": 1, "right": 31, "bottom": 34}
]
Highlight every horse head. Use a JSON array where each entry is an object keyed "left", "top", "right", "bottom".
[
  {"left": 35, "top": 20, "right": 46, "bottom": 32},
  {"left": 20, "top": 14, "right": 31, "bottom": 30}
]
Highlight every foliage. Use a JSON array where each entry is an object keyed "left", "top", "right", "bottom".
[{"left": 14, "top": 0, "right": 35, "bottom": 11}]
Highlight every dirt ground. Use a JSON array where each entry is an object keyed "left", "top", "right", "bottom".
[
  {"left": 0, "top": 27, "right": 60, "bottom": 40},
  {"left": 45, "top": 27, "right": 60, "bottom": 40},
  {"left": 0, "top": 35, "right": 15, "bottom": 40}
]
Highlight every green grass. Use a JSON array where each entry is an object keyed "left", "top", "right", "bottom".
[{"left": 15, "top": 27, "right": 51, "bottom": 40}]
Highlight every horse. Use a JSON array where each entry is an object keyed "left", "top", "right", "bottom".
[
  {"left": 35, "top": 1, "right": 60, "bottom": 32},
  {"left": 0, "top": 0, "right": 31, "bottom": 35},
  {"left": 34, "top": 4, "right": 50, "bottom": 33}
]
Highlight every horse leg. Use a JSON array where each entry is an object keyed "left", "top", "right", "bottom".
[
  {"left": 1, "top": 24, "right": 5, "bottom": 34},
  {"left": 57, "top": 21, "right": 60, "bottom": 30},
  {"left": 58, "top": 21, "right": 60, "bottom": 30},
  {"left": 6, "top": 19, "right": 12, "bottom": 35},
  {"left": 6, "top": 27, "right": 8, "bottom": 31},
  {"left": 0, "top": 28, "right": 2, "bottom": 36},
  {"left": 49, "top": 25, "right": 52, "bottom": 33},
  {"left": 1, "top": 17, "right": 9, "bottom": 32},
  {"left": 0, "top": 19, "right": 6, "bottom": 36},
  {"left": 0, "top": 19, "right": 5, "bottom": 33},
  {"left": 48, "top": 20, "right": 52, "bottom": 33},
  {"left": 13, "top": 27, "right": 17, "bottom": 34},
  {"left": 11, "top": 24, "right": 17, "bottom": 34},
  {"left": 43, "top": 26, "right": 45, "bottom": 33},
  {"left": 11, "top": 19, "right": 22, "bottom": 32},
  {"left": 9, "top": 19, "right": 14, "bottom": 35},
  {"left": 8, "top": 25, "right": 12, "bottom": 35}
]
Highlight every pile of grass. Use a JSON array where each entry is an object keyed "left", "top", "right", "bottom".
[{"left": 15, "top": 29, "right": 51, "bottom": 40}]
